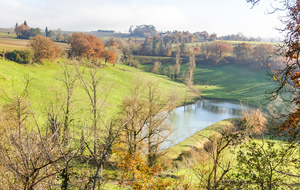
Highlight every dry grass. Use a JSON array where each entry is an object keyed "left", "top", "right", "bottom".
[{"left": 0, "top": 32, "right": 70, "bottom": 51}]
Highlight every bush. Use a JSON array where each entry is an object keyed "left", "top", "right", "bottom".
[
  {"left": 5, "top": 50, "right": 32, "bottom": 64},
  {"left": 129, "top": 59, "right": 140, "bottom": 68},
  {"left": 29, "top": 35, "right": 65, "bottom": 63}
]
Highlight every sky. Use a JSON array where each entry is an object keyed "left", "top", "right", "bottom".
[{"left": 0, "top": 0, "right": 285, "bottom": 39}]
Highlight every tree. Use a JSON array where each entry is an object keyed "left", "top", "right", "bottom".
[
  {"left": 15, "top": 24, "right": 31, "bottom": 39},
  {"left": 252, "top": 44, "right": 274, "bottom": 67},
  {"left": 233, "top": 42, "right": 253, "bottom": 62},
  {"left": 70, "top": 33, "right": 116, "bottom": 63},
  {"left": 132, "top": 24, "right": 157, "bottom": 37},
  {"left": 186, "top": 53, "right": 196, "bottom": 86},
  {"left": 174, "top": 52, "right": 181, "bottom": 81},
  {"left": 209, "top": 33, "right": 217, "bottom": 41},
  {"left": 210, "top": 41, "right": 233, "bottom": 63},
  {"left": 0, "top": 77, "right": 77, "bottom": 190},
  {"left": 30, "top": 28, "right": 41, "bottom": 37},
  {"left": 106, "top": 38, "right": 119, "bottom": 49},
  {"left": 70, "top": 33, "right": 103, "bottom": 59},
  {"left": 119, "top": 76, "right": 177, "bottom": 167},
  {"left": 29, "top": 35, "right": 65, "bottom": 62},
  {"left": 151, "top": 61, "right": 161, "bottom": 74}
]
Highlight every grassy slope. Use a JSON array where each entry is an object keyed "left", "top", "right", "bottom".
[
  {"left": 0, "top": 59, "right": 198, "bottom": 119},
  {"left": 137, "top": 56, "right": 275, "bottom": 107},
  {"left": 192, "top": 64, "right": 273, "bottom": 106},
  {"left": 164, "top": 119, "right": 234, "bottom": 160}
]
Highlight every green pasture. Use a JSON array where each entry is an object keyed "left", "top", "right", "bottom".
[
  {"left": 136, "top": 55, "right": 275, "bottom": 107},
  {"left": 0, "top": 59, "right": 198, "bottom": 119}
]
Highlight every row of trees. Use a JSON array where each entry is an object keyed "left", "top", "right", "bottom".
[
  {"left": 129, "top": 25, "right": 260, "bottom": 43},
  {"left": 3, "top": 33, "right": 117, "bottom": 64},
  {"left": 137, "top": 37, "right": 274, "bottom": 66},
  {"left": 218, "top": 32, "right": 261, "bottom": 42}
]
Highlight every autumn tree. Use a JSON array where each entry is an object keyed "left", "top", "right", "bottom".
[
  {"left": 70, "top": 33, "right": 116, "bottom": 64},
  {"left": 252, "top": 44, "right": 274, "bottom": 67},
  {"left": 119, "top": 76, "right": 177, "bottom": 167},
  {"left": 210, "top": 41, "right": 233, "bottom": 63},
  {"left": 105, "top": 38, "right": 119, "bottom": 49},
  {"left": 15, "top": 22, "right": 41, "bottom": 39},
  {"left": 29, "top": 35, "right": 65, "bottom": 62},
  {"left": 70, "top": 33, "right": 103, "bottom": 59},
  {"left": 15, "top": 24, "right": 31, "bottom": 39},
  {"left": 233, "top": 42, "right": 253, "bottom": 62}
]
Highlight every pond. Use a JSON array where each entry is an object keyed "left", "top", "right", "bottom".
[{"left": 166, "top": 98, "right": 254, "bottom": 147}]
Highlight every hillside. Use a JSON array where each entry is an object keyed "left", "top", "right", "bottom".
[
  {"left": 136, "top": 56, "right": 275, "bottom": 107},
  {"left": 0, "top": 59, "right": 198, "bottom": 118}
]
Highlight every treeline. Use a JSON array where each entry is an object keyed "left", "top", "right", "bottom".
[
  {"left": 14, "top": 21, "right": 71, "bottom": 43},
  {"left": 14, "top": 21, "right": 41, "bottom": 39},
  {"left": 218, "top": 33, "right": 261, "bottom": 42},
  {"left": 130, "top": 24, "right": 261, "bottom": 43},
  {"left": 135, "top": 38, "right": 275, "bottom": 67},
  {"left": 2, "top": 33, "right": 116, "bottom": 64},
  {"left": 130, "top": 24, "right": 216, "bottom": 42}
]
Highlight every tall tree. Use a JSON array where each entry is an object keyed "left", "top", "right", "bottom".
[
  {"left": 174, "top": 52, "right": 181, "bottom": 81},
  {"left": 45, "top": 27, "right": 48, "bottom": 37}
]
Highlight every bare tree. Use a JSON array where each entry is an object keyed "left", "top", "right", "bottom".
[
  {"left": 119, "top": 75, "right": 178, "bottom": 167},
  {"left": 76, "top": 64, "right": 110, "bottom": 155},
  {"left": 56, "top": 62, "right": 78, "bottom": 147}
]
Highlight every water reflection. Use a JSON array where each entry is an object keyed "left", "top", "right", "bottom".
[{"left": 166, "top": 99, "right": 253, "bottom": 148}]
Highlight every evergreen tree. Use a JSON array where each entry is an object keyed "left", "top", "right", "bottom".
[
  {"left": 24, "top": 21, "right": 27, "bottom": 26},
  {"left": 45, "top": 27, "right": 48, "bottom": 37}
]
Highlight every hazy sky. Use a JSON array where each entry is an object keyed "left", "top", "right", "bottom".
[{"left": 0, "top": 0, "right": 285, "bottom": 39}]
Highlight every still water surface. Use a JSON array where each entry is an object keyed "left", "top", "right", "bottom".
[{"left": 167, "top": 99, "right": 253, "bottom": 146}]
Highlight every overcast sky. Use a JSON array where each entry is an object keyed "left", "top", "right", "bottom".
[{"left": 0, "top": 0, "right": 285, "bottom": 39}]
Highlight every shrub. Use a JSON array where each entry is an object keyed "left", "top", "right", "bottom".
[
  {"left": 5, "top": 50, "right": 32, "bottom": 64},
  {"left": 29, "top": 35, "right": 65, "bottom": 63}
]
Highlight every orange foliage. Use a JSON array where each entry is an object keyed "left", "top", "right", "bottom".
[
  {"left": 118, "top": 153, "right": 172, "bottom": 190},
  {"left": 29, "top": 35, "right": 64, "bottom": 62},
  {"left": 104, "top": 50, "right": 116, "bottom": 64},
  {"left": 70, "top": 33, "right": 116, "bottom": 63},
  {"left": 194, "top": 47, "right": 200, "bottom": 54},
  {"left": 106, "top": 38, "right": 119, "bottom": 49},
  {"left": 15, "top": 24, "right": 30, "bottom": 39}
]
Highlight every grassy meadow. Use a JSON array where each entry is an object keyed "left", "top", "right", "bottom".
[
  {"left": 0, "top": 58, "right": 198, "bottom": 119},
  {"left": 136, "top": 55, "right": 275, "bottom": 108}
]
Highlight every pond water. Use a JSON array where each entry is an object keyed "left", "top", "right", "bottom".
[{"left": 166, "top": 99, "right": 253, "bottom": 147}]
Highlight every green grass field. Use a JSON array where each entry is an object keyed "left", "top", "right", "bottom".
[
  {"left": 0, "top": 59, "right": 198, "bottom": 119},
  {"left": 136, "top": 56, "right": 275, "bottom": 107}
]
